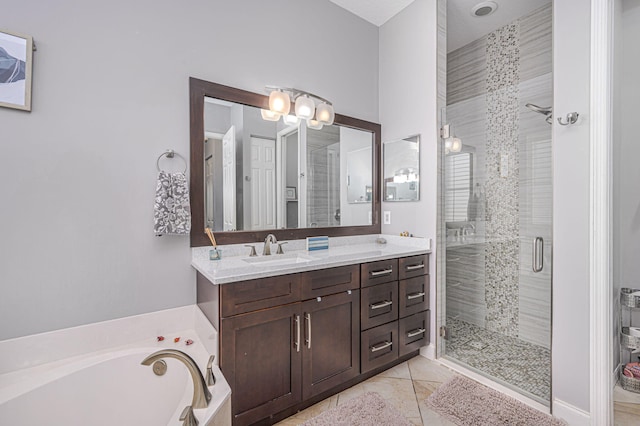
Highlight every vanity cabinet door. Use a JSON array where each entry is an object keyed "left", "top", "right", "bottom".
[
  {"left": 220, "top": 304, "right": 302, "bottom": 426},
  {"left": 301, "top": 290, "right": 360, "bottom": 400}
]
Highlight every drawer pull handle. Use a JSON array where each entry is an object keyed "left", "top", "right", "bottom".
[
  {"left": 370, "top": 268, "right": 393, "bottom": 277},
  {"left": 370, "top": 300, "right": 393, "bottom": 310},
  {"left": 407, "top": 292, "right": 425, "bottom": 300},
  {"left": 371, "top": 341, "right": 393, "bottom": 352},
  {"left": 407, "top": 328, "right": 426, "bottom": 338},
  {"left": 294, "top": 315, "right": 301, "bottom": 352},
  {"left": 305, "top": 313, "right": 312, "bottom": 349},
  {"left": 406, "top": 264, "right": 424, "bottom": 271}
]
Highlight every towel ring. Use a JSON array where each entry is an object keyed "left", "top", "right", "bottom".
[{"left": 156, "top": 150, "right": 187, "bottom": 173}]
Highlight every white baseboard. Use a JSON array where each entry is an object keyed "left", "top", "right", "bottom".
[
  {"left": 552, "top": 399, "right": 590, "bottom": 426},
  {"left": 419, "top": 343, "right": 436, "bottom": 360}
]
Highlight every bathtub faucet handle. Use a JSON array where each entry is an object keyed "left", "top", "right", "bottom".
[
  {"left": 179, "top": 405, "right": 199, "bottom": 426},
  {"left": 206, "top": 355, "right": 216, "bottom": 386}
]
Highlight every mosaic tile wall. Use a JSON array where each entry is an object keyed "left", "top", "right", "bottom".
[
  {"left": 444, "top": 3, "right": 552, "bottom": 348},
  {"left": 484, "top": 22, "right": 521, "bottom": 337}
]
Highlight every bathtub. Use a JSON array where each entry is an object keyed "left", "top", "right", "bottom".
[{"left": 0, "top": 306, "right": 231, "bottom": 426}]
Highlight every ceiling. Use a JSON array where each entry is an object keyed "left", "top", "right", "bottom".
[
  {"left": 329, "top": 0, "right": 416, "bottom": 26},
  {"left": 447, "top": 0, "right": 551, "bottom": 52},
  {"left": 329, "top": 0, "right": 551, "bottom": 52}
]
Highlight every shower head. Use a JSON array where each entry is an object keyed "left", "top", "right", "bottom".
[{"left": 525, "top": 103, "right": 552, "bottom": 115}]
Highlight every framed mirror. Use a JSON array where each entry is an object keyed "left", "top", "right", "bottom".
[
  {"left": 383, "top": 135, "right": 420, "bottom": 202},
  {"left": 189, "top": 78, "right": 381, "bottom": 247}
]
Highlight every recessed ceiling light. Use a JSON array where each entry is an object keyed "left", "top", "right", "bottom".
[{"left": 471, "top": 1, "right": 498, "bottom": 17}]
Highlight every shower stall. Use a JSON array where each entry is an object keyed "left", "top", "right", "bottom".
[{"left": 438, "top": 0, "right": 553, "bottom": 405}]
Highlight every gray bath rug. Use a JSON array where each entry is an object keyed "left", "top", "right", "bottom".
[
  {"left": 426, "top": 376, "right": 567, "bottom": 426},
  {"left": 301, "top": 392, "right": 411, "bottom": 426}
]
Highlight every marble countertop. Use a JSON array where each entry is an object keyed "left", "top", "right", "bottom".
[{"left": 192, "top": 234, "right": 431, "bottom": 285}]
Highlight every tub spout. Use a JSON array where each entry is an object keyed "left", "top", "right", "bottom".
[{"left": 141, "top": 349, "right": 212, "bottom": 409}]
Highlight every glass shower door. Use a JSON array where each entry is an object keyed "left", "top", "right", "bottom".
[{"left": 439, "top": 1, "right": 553, "bottom": 405}]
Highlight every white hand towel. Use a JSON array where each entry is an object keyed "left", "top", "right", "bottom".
[{"left": 154, "top": 171, "right": 191, "bottom": 236}]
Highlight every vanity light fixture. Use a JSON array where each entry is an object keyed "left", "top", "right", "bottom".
[
  {"left": 261, "top": 109, "right": 281, "bottom": 121},
  {"left": 268, "top": 89, "right": 291, "bottom": 115},
  {"left": 295, "top": 95, "right": 315, "bottom": 120},
  {"left": 444, "top": 136, "right": 462, "bottom": 154},
  {"left": 265, "top": 85, "right": 335, "bottom": 127},
  {"left": 306, "top": 118, "right": 324, "bottom": 130},
  {"left": 393, "top": 167, "right": 418, "bottom": 183},
  {"left": 282, "top": 114, "right": 300, "bottom": 126}
]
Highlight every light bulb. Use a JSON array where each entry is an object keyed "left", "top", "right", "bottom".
[
  {"left": 295, "top": 95, "right": 315, "bottom": 120},
  {"left": 451, "top": 137, "right": 462, "bottom": 152},
  {"left": 261, "top": 109, "right": 281, "bottom": 121},
  {"left": 269, "top": 90, "right": 290, "bottom": 115},
  {"left": 306, "top": 118, "right": 323, "bottom": 130},
  {"left": 282, "top": 114, "right": 300, "bottom": 126},
  {"left": 316, "top": 103, "right": 335, "bottom": 125}
]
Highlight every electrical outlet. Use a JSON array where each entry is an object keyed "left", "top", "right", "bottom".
[{"left": 383, "top": 211, "right": 391, "bottom": 225}]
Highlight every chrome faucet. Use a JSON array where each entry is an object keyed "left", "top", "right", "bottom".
[
  {"left": 141, "top": 349, "right": 212, "bottom": 409},
  {"left": 263, "top": 233, "right": 278, "bottom": 255}
]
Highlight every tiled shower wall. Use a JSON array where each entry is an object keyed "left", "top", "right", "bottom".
[{"left": 445, "top": 3, "right": 552, "bottom": 348}]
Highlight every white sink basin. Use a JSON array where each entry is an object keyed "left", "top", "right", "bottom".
[{"left": 242, "top": 253, "right": 315, "bottom": 267}]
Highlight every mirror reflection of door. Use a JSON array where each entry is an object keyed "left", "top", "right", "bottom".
[
  {"left": 222, "top": 126, "right": 236, "bottom": 231},
  {"left": 249, "top": 136, "right": 276, "bottom": 230},
  {"left": 204, "top": 133, "right": 224, "bottom": 231},
  {"left": 277, "top": 126, "right": 300, "bottom": 229}
]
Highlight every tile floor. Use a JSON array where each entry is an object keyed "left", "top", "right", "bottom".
[
  {"left": 275, "top": 356, "right": 458, "bottom": 426},
  {"left": 273, "top": 355, "right": 640, "bottom": 425},
  {"left": 445, "top": 317, "right": 551, "bottom": 402},
  {"left": 615, "top": 384, "right": 640, "bottom": 425}
]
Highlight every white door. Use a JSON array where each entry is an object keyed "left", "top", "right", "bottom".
[
  {"left": 222, "top": 126, "right": 236, "bottom": 231},
  {"left": 250, "top": 136, "right": 276, "bottom": 230}
]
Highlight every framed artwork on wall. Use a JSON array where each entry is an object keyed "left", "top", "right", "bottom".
[{"left": 0, "top": 29, "right": 34, "bottom": 111}]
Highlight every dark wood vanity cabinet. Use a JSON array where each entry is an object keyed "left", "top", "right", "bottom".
[
  {"left": 360, "top": 254, "right": 430, "bottom": 373},
  {"left": 197, "top": 254, "right": 429, "bottom": 426}
]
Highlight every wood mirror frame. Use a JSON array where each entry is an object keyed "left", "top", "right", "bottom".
[{"left": 189, "top": 77, "right": 382, "bottom": 247}]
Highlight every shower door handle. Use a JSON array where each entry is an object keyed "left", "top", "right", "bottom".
[{"left": 532, "top": 237, "right": 544, "bottom": 273}]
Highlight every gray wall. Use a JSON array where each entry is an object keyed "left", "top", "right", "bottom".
[
  {"left": 614, "top": 0, "right": 640, "bottom": 367},
  {"left": 1, "top": 0, "right": 378, "bottom": 340},
  {"left": 379, "top": 0, "right": 438, "bottom": 353}
]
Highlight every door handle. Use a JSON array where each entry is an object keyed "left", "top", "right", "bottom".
[
  {"left": 294, "top": 315, "right": 300, "bottom": 352},
  {"left": 370, "top": 300, "right": 393, "bottom": 310},
  {"left": 532, "top": 237, "right": 543, "bottom": 273},
  {"left": 304, "top": 313, "right": 312, "bottom": 349},
  {"left": 370, "top": 268, "right": 393, "bottom": 277}
]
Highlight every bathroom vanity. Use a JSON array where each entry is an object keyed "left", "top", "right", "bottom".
[{"left": 193, "top": 241, "right": 430, "bottom": 426}]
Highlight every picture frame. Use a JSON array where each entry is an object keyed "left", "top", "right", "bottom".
[
  {"left": 0, "top": 29, "right": 34, "bottom": 111},
  {"left": 286, "top": 186, "right": 297, "bottom": 200}
]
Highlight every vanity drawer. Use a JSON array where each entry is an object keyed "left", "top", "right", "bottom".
[
  {"left": 221, "top": 274, "right": 301, "bottom": 317},
  {"left": 399, "top": 311, "right": 430, "bottom": 357},
  {"left": 398, "top": 254, "right": 429, "bottom": 280},
  {"left": 301, "top": 265, "right": 360, "bottom": 299},
  {"left": 361, "top": 258, "right": 398, "bottom": 288},
  {"left": 360, "top": 281, "right": 398, "bottom": 330},
  {"left": 361, "top": 321, "right": 399, "bottom": 374},
  {"left": 399, "top": 275, "right": 429, "bottom": 318}
]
